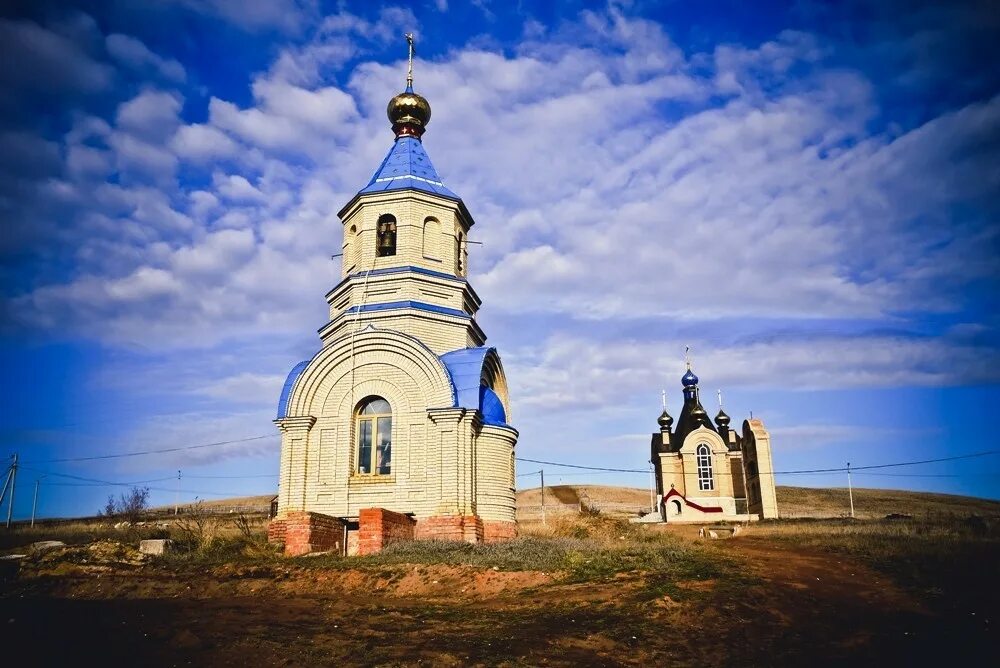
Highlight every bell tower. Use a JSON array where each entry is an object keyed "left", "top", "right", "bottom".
[
  {"left": 322, "top": 34, "right": 482, "bottom": 354},
  {"left": 272, "top": 35, "right": 518, "bottom": 555}
]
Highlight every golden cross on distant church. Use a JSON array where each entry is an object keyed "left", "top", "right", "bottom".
[
  {"left": 405, "top": 33, "right": 415, "bottom": 89},
  {"left": 684, "top": 345, "right": 691, "bottom": 369}
]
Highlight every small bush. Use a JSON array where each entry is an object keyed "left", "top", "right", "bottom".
[{"left": 99, "top": 486, "right": 150, "bottom": 524}]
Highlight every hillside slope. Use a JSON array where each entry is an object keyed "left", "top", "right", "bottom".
[{"left": 515, "top": 484, "right": 1000, "bottom": 520}]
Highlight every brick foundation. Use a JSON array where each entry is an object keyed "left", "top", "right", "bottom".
[
  {"left": 358, "top": 508, "right": 416, "bottom": 556},
  {"left": 270, "top": 511, "right": 345, "bottom": 556},
  {"left": 483, "top": 520, "right": 518, "bottom": 543},
  {"left": 414, "top": 515, "right": 484, "bottom": 543},
  {"left": 267, "top": 519, "right": 287, "bottom": 544}
]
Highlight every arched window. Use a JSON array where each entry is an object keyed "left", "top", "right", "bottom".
[
  {"left": 670, "top": 499, "right": 682, "bottom": 516},
  {"left": 347, "top": 224, "right": 358, "bottom": 268},
  {"left": 422, "top": 217, "right": 440, "bottom": 259},
  {"left": 356, "top": 396, "right": 392, "bottom": 475},
  {"left": 696, "top": 444, "right": 714, "bottom": 491},
  {"left": 455, "top": 232, "right": 464, "bottom": 274},
  {"left": 376, "top": 214, "right": 396, "bottom": 257}
]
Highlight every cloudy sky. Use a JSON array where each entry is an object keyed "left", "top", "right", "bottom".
[{"left": 2, "top": 0, "right": 998, "bottom": 518}]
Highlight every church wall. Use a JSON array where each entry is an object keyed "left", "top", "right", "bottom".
[
  {"left": 326, "top": 272, "right": 477, "bottom": 322},
  {"left": 750, "top": 424, "right": 779, "bottom": 519},
  {"left": 277, "top": 331, "right": 457, "bottom": 520},
  {"left": 680, "top": 428, "right": 733, "bottom": 501},
  {"left": 319, "top": 310, "right": 485, "bottom": 354},
  {"left": 657, "top": 453, "right": 686, "bottom": 496},
  {"left": 729, "top": 456, "right": 747, "bottom": 502},
  {"left": 475, "top": 425, "right": 517, "bottom": 523}
]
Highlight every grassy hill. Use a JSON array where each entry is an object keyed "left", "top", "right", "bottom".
[
  {"left": 516, "top": 484, "right": 1000, "bottom": 520},
  {"left": 153, "top": 485, "right": 1000, "bottom": 521}
]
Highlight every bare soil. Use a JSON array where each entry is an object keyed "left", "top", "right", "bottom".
[{"left": 2, "top": 531, "right": 992, "bottom": 667}]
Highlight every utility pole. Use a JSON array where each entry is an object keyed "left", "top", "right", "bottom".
[
  {"left": 31, "top": 476, "right": 44, "bottom": 528},
  {"left": 540, "top": 470, "right": 546, "bottom": 526},
  {"left": 847, "top": 461, "right": 855, "bottom": 519},
  {"left": 0, "top": 464, "right": 12, "bottom": 518},
  {"left": 648, "top": 461, "right": 655, "bottom": 515},
  {"left": 174, "top": 469, "right": 181, "bottom": 515},
  {"left": 5, "top": 453, "right": 17, "bottom": 529}
]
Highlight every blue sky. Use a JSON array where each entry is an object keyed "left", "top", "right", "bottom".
[{"left": 1, "top": 0, "right": 998, "bottom": 519}]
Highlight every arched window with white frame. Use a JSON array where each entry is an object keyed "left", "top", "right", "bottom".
[
  {"left": 355, "top": 396, "right": 392, "bottom": 475},
  {"left": 696, "top": 444, "right": 714, "bottom": 491}
]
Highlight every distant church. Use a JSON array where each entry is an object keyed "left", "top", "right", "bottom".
[
  {"left": 269, "top": 38, "right": 517, "bottom": 556},
  {"left": 651, "top": 360, "right": 778, "bottom": 522}
]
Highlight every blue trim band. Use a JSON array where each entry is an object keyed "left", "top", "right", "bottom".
[
  {"left": 350, "top": 265, "right": 467, "bottom": 283},
  {"left": 342, "top": 300, "right": 470, "bottom": 319}
]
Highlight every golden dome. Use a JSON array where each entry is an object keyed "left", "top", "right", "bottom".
[{"left": 387, "top": 85, "right": 431, "bottom": 138}]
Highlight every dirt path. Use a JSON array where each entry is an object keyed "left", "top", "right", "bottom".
[{"left": 0, "top": 540, "right": 985, "bottom": 666}]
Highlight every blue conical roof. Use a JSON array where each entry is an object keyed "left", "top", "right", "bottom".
[{"left": 358, "top": 136, "right": 459, "bottom": 200}]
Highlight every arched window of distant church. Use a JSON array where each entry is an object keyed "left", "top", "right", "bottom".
[
  {"left": 376, "top": 214, "right": 397, "bottom": 257},
  {"left": 456, "top": 232, "right": 464, "bottom": 274},
  {"left": 422, "top": 217, "right": 441, "bottom": 260},
  {"left": 697, "top": 444, "right": 714, "bottom": 491},
  {"left": 356, "top": 396, "right": 392, "bottom": 475}
]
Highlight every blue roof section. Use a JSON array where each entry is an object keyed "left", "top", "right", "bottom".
[
  {"left": 480, "top": 386, "right": 507, "bottom": 426},
  {"left": 358, "top": 136, "right": 460, "bottom": 200},
  {"left": 439, "top": 346, "right": 509, "bottom": 427},
  {"left": 276, "top": 360, "right": 310, "bottom": 419}
]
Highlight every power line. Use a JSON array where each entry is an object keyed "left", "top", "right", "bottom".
[
  {"left": 20, "top": 466, "right": 176, "bottom": 487},
  {"left": 854, "top": 471, "right": 1000, "bottom": 478},
  {"left": 184, "top": 474, "right": 278, "bottom": 479},
  {"left": 23, "top": 434, "right": 276, "bottom": 464},
  {"left": 775, "top": 449, "right": 1000, "bottom": 475},
  {"left": 516, "top": 457, "right": 646, "bottom": 473},
  {"left": 516, "top": 449, "right": 1000, "bottom": 478}
]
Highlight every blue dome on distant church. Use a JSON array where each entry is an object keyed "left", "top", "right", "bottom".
[{"left": 681, "top": 368, "right": 699, "bottom": 387}]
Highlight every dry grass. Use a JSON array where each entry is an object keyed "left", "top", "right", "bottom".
[
  {"left": 0, "top": 515, "right": 271, "bottom": 554},
  {"left": 774, "top": 485, "right": 1000, "bottom": 519},
  {"left": 745, "top": 515, "right": 999, "bottom": 612}
]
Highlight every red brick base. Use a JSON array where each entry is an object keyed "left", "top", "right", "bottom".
[
  {"left": 483, "top": 520, "right": 518, "bottom": 543},
  {"left": 269, "top": 511, "right": 345, "bottom": 557},
  {"left": 414, "top": 515, "right": 484, "bottom": 543},
  {"left": 358, "top": 508, "right": 416, "bottom": 556}
]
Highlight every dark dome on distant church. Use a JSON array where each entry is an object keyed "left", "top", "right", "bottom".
[
  {"left": 682, "top": 368, "right": 699, "bottom": 387},
  {"left": 657, "top": 409, "right": 674, "bottom": 429},
  {"left": 715, "top": 408, "right": 731, "bottom": 427}
]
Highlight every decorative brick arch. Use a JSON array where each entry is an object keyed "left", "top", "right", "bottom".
[{"left": 286, "top": 328, "right": 455, "bottom": 420}]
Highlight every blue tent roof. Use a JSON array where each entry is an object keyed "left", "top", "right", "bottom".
[
  {"left": 439, "top": 346, "right": 508, "bottom": 427},
  {"left": 358, "top": 136, "right": 460, "bottom": 200},
  {"left": 276, "top": 360, "right": 309, "bottom": 419}
]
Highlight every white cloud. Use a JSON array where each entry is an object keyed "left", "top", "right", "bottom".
[
  {"left": 505, "top": 333, "right": 1000, "bottom": 412},
  {"left": 170, "top": 123, "right": 241, "bottom": 161},
  {"left": 6, "top": 5, "right": 998, "bottom": 408},
  {"left": 116, "top": 90, "right": 183, "bottom": 140},
  {"left": 106, "top": 33, "right": 186, "bottom": 82}
]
